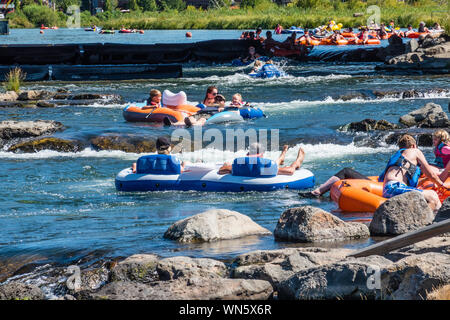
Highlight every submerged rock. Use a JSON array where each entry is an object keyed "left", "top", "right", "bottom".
[
  {"left": 8, "top": 137, "right": 83, "bottom": 153},
  {"left": 340, "top": 119, "right": 399, "bottom": 132},
  {"left": 399, "top": 102, "right": 450, "bottom": 128},
  {"left": 0, "top": 281, "right": 45, "bottom": 300},
  {"left": 369, "top": 192, "right": 434, "bottom": 235},
  {"left": 164, "top": 209, "right": 271, "bottom": 243},
  {"left": 273, "top": 206, "right": 370, "bottom": 242},
  {"left": 0, "top": 120, "right": 64, "bottom": 140},
  {"left": 90, "top": 136, "right": 156, "bottom": 153}
]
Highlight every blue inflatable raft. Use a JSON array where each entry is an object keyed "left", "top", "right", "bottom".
[{"left": 115, "top": 155, "right": 315, "bottom": 192}]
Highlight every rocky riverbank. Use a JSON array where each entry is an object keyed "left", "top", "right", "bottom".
[
  {"left": 1, "top": 205, "right": 448, "bottom": 300},
  {"left": 376, "top": 34, "right": 450, "bottom": 74},
  {"left": 341, "top": 101, "right": 450, "bottom": 147}
]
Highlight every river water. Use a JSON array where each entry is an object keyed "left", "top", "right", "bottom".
[{"left": 0, "top": 29, "right": 449, "bottom": 293}]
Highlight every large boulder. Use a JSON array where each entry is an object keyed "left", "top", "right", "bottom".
[
  {"left": 156, "top": 256, "right": 228, "bottom": 280},
  {"left": 399, "top": 102, "right": 450, "bottom": 128},
  {"left": 8, "top": 137, "right": 83, "bottom": 153},
  {"left": 406, "top": 39, "right": 419, "bottom": 53},
  {"left": 164, "top": 209, "right": 271, "bottom": 243},
  {"left": 0, "top": 120, "right": 64, "bottom": 140},
  {"left": 0, "top": 282, "right": 45, "bottom": 300},
  {"left": 231, "top": 247, "right": 351, "bottom": 290},
  {"left": 369, "top": 192, "right": 434, "bottom": 235},
  {"left": 382, "top": 252, "right": 450, "bottom": 300},
  {"left": 277, "top": 256, "right": 392, "bottom": 300},
  {"left": 274, "top": 206, "right": 370, "bottom": 242},
  {"left": 90, "top": 135, "right": 156, "bottom": 153},
  {"left": 85, "top": 278, "right": 273, "bottom": 300},
  {"left": 110, "top": 254, "right": 159, "bottom": 282}
]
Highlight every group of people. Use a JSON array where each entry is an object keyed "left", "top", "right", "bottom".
[
  {"left": 145, "top": 86, "right": 248, "bottom": 127},
  {"left": 299, "top": 130, "right": 450, "bottom": 212}
]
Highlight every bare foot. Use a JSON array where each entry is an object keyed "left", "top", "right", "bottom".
[
  {"left": 293, "top": 147, "right": 305, "bottom": 169},
  {"left": 277, "top": 145, "right": 289, "bottom": 165}
]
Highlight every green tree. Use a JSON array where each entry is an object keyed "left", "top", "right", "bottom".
[
  {"left": 159, "top": 0, "right": 186, "bottom": 11},
  {"left": 138, "top": 0, "right": 157, "bottom": 11},
  {"left": 128, "top": 0, "right": 140, "bottom": 10},
  {"left": 104, "top": 0, "right": 118, "bottom": 12},
  {"left": 55, "top": 0, "right": 82, "bottom": 12}
]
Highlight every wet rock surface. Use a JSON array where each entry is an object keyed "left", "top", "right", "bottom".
[
  {"left": 399, "top": 102, "right": 450, "bottom": 128},
  {"left": 274, "top": 206, "right": 370, "bottom": 242},
  {"left": 90, "top": 135, "right": 157, "bottom": 153},
  {"left": 8, "top": 137, "right": 84, "bottom": 153}
]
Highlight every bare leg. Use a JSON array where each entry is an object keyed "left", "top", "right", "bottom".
[
  {"left": 277, "top": 147, "right": 305, "bottom": 176},
  {"left": 132, "top": 163, "right": 136, "bottom": 173},
  {"left": 311, "top": 176, "right": 340, "bottom": 196},
  {"left": 276, "top": 145, "right": 289, "bottom": 166}
]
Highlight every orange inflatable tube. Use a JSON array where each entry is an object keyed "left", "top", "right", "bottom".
[
  {"left": 123, "top": 106, "right": 186, "bottom": 122},
  {"left": 330, "top": 179, "right": 386, "bottom": 213}
]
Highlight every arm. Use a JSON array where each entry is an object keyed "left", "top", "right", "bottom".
[
  {"left": 218, "top": 163, "right": 232, "bottom": 175},
  {"left": 417, "top": 150, "right": 444, "bottom": 187},
  {"left": 439, "top": 160, "right": 450, "bottom": 183}
]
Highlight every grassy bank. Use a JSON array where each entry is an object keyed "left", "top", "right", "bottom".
[{"left": 6, "top": 0, "right": 450, "bottom": 32}]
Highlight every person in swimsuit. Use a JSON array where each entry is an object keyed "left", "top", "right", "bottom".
[{"left": 380, "top": 134, "right": 443, "bottom": 211}]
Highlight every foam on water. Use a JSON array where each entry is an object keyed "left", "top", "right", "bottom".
[
  {"left": 258, "top": 90, "right": 450, "bottom": 110},
  {"left": 0, "top": 143, "right": 396, "bottom": 164}
]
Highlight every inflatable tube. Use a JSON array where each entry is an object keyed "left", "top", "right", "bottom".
[
  {"left": 341, "top": 32, "right": 356, "bottom": 38},
  {"left": 123, "top": 105, "right": 186, "bottom": 123},
  {"left": 162, "top": 90, "right": 187, "bottom": 107},
  {"left": 356, "top": 39, "right": 381, "bottom": 45},
  {"left": 406, "top": 32, "right": 428, "bottom": 39},
  {"left": 330, "top": 179, "right": 386, "bottom": 213},
  {"left": 270, "top": 48, "right": 302, "bottom": 57},
  {"left": 205, "top": 111, "right": 244, "bottom": 124},
  {"left": 119, "top": 29, "right": 135, "bottom": 33},
  {"left": 417, "top": 177, "right": 450, "bottom": 203},
  {"left": 115, "top": 158, "right": 315, "bottom": 192},
  {"left": 281, "top": 27, "right": 304, "bottom": 34},
  {"left": 85, "top": 28, "right": 96, "bottom": 32},
  {"left": 239, "top": 107, "right": 264, "bottom": 119},
  {"left": 100, "top": 30, "right": 115, "bottom": 34}
]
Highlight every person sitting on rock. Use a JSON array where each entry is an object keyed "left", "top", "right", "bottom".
[
  {"left": 379, "top": 134, "right": 443, "bottom": 211},
  {"left": 218, "top": 143, "right": 305, "bottom": 176},
  {"left": 142, "top": 89, "right": 162, "bottom": 109},
  {"left": 131, "top": 136, "right": 185, "bottom": 173}
]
